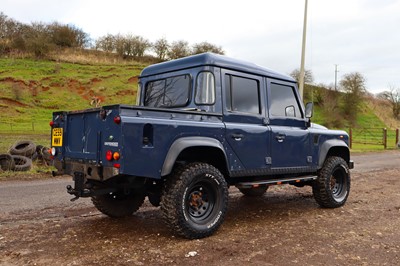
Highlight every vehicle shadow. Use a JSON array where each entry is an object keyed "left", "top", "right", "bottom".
[{"left": 76, "top": 186, "right": 320, "bottom": 240}]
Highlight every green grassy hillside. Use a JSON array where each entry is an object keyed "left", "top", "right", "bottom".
[{"left": 0, "top": 58, "right": 145, "bottom": 133}]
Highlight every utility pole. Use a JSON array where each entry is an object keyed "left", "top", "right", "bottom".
[
  {"left": 299, "top": 0, "right": 308, "bottom": 100},
  {"left": 334, "top": 64, "right": 339, "bottom": 91}
]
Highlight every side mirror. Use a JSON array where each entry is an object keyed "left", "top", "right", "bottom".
[{"left": 305, "top": 102, "right": 313, "bottom": 119}]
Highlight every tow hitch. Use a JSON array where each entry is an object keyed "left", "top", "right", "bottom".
[{"left": 66, "top": 172, "right": 117, "bottom": 201}]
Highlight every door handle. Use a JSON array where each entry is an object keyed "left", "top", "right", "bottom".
[
  {"left": 231, "top": 133, "right": 244, "bottom": 141},
  {"left": 276, "top": 134, "right": 286, "bottom": 143}
]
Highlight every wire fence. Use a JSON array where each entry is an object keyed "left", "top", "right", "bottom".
[
  {"left": 0, "top": 120, "right": 50, "bottom": 134},
  {"left": 350, "top": 128, "right": 399, "bottom": 149}
]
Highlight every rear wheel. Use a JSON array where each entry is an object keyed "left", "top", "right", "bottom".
[
  {"left": 92, "top": 189, "right": 145, "bottom": 218},
  {"left": 161, "top": 162, "right": 228, "bottom": 239},
  {"left": 313, "top": 156, "right": 350, "bottom": 208},
  {"left": 238, "top": 186, "right": 268, "bottom": 197}
]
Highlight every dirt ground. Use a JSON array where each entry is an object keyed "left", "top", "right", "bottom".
[{"left": 1, "top": 152, "right": 400, "bottom": 265}]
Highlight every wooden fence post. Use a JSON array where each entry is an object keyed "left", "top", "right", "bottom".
[
  {"left": 349, "top": 128, "right": 352, "bottom": 149},
  {"left": 383, "top": 128, "right": 387, "bottom": 149},
  {"left": 396, "top": 129, "right": 399, "bottom": 146}
]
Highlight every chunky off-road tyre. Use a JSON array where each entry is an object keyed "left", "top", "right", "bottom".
[
  {"left": 92, "top": 189, "right": 145, "bottom": 218},
  {"left": 9, "top": 140, "right": 36, "bottom": 157},
  {"left": 313, "top": 156, "right": 350, "bottom": 208},
  {"left": 238, "top": 186, "right": 268, "bottom": 197},
  {"left": 0, "top": 153, "right": 15, "bottom": 171},
  {"left": 161, "top": 162, "right": 229, "bottom": 239},
  {"left": 11, "top": 155, "right": 32, "bottom": 171}
]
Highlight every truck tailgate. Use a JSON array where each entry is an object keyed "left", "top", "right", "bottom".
[
  {"left": 65, "top": 111, "right": 99, "bottom": 160},
  {"left": 52, "top": 106, "right": 121, "bottom": 164}
]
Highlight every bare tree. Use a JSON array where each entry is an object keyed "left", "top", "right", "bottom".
[
  {"left": 130, "top": 35, "right": 150, "bottom": 57},
  {"left": 24, "top": 22, "right": 53, "bottom": 58},
  {"left": 192, "top": 41, "right": 224, "bottom": 55},
  {"left": 168, "top": 40, "right": 190, "bottom": 60},
  {"left": 153, "top": 37, "right": 169, "bottom": 61},
  {"left": 0, "top": 12, "right": 25, "bottom": 54},
  {"left": 1, "top": 13, "right": 91, "bottom": 55},
  {"left": 48, "top": 22, "right": 77, "bottom": 47},
  {"left": 114, "top": 34, "right": 126, "bottom": 57},
  {"left": 378, "top": 87, "right": 400, "bottom": 119},
  {"left": 340, "top": 72, "right": 366, "bottom": 124},
  {"left": 290, "top": 68, "right": 314, "bottom": 84},
  {"left": 70, "top": 25, "right": 90, "bottom": 48},
  {"left": 95, "top": 34, "right": 115, "bottom": 53},
  {"left": 0, "top": 12, "right": 9, "bottom": 39}
]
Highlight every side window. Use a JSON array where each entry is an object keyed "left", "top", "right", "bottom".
[
  {"left": 225, "top": 74, "right": 260, "bottom": 114},
  {"left": 269, "top": 83, "right": 302, "bottom": 118},
  {"left": 195, "top": 72, "right": 215, "bottom": 105},
  {"left": 144, "top": 75, "right": 191, "bottom": 107}
]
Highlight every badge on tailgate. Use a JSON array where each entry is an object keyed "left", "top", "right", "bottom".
[{"left": 52, "top": 128, "right": 63, "bottom": 146}]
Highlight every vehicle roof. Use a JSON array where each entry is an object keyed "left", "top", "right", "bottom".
[{"left": 140, "top": 53, "right": 295, "bottom": 82}]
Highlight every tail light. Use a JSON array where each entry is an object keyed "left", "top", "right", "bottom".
[
  {"left": 113, "top": 152, "right": 120, "bottom": 160},
  {"left": 113, "top": 116, "right": 121, "bottom": 124},
  {"left": 49, "top": 121, "right": 55, "bottom": 127},
  {"left": 106, "top": 150, "right": 113, "bottom": 161},
  {"left": 106, "top": 150, "right": 120, "bottom": 161}
]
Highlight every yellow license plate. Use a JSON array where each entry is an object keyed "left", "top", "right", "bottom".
[{"left": 52, "top": 128, "right": 63, "bottom": 146}]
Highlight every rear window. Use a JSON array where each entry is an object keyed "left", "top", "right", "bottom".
[
  {"left": 144, "top": 75, "right": 191, "bottom": 107},
  {"left": 225, "top": 74, "right": 260, "bottom": 114}
]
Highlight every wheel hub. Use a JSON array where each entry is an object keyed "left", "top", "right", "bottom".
[
  {"left": 188, "top": 187, "right": 210, "bottom": 218},
  {"left": 330, "top": 168, "right": 346, "bottom": 199},
  {"left": 189, "top": 192, "right": 203, "bottom": 209},
  {"left": 330, "top": 176, "right": 338, "bottom": 192}
]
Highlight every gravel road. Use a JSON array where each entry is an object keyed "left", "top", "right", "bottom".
[{"left": 1, "top": 150, "right": 399, "bottom": 265}]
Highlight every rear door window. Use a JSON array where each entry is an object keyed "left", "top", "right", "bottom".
[
  {"left": 225, "top": 74, "right": 260, "bottom": 114},
  {"left": 144, "top": 74, "right": 191, "bottom": 107}
]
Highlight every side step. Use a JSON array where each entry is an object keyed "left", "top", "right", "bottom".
[{"left": 236, "top": 176, "right": 317, "bottom": 189}]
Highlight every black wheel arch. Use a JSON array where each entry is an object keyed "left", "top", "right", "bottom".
[
  {"left": 161, "top": 137, "right": 228, "bottom": 177},
  {"left": 318, "top": 139, "right": 350, "bottom": 169}
]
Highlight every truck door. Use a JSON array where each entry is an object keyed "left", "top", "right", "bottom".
[
  {"left": 267, "top": 80, "right": 312, "bottom": 170},
  {"left": 222, "top": 70, "right": 271, "bottom": 171}
]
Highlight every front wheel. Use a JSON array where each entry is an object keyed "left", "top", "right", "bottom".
[
  {"left": 161, "top": 162, "right": 228, "bottom": 239},
  {"left": 313, "top": 156, "right": 351, "bottom": 208}
]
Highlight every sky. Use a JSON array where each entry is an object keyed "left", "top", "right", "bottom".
[{"left": 2, "top": 0, "right": 400, "bottom": 94}]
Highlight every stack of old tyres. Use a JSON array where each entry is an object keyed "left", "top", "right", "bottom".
[
  {"left": 8, "top": 140, "right": 36, "bottom": 171},
  {"left": 0, "top": 141, "right": 53, "bottom": 172}
]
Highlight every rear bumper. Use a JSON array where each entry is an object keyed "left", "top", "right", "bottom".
[
  {"left": 53, "top": 159, "right": 119, "bottom": 180},
  {"left": 348, "top": 160, "right": 354, "bottom": 169}
]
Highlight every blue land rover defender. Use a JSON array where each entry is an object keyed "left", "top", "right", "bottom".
[{"left": 51, "top": 53, "right": 353, "bottom": 239}]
